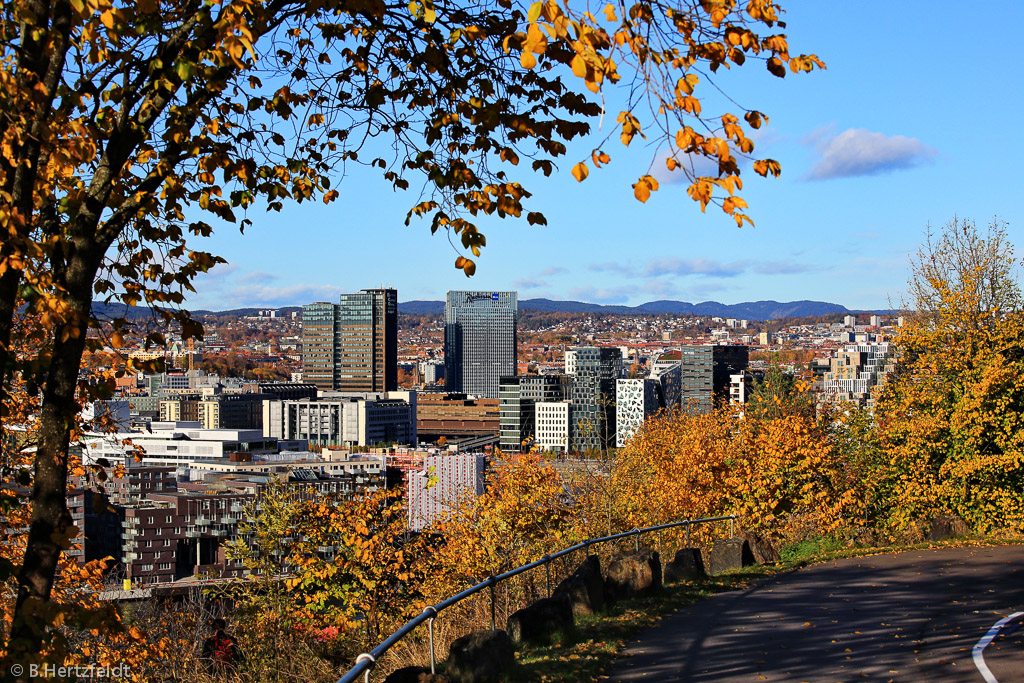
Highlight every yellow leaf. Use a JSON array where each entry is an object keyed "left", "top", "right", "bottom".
[
  {"left": 571, "top": 162, "right": 589, "bottom": 182},
  {"left": 633, "top": 175, "right": 657, "bottom": 203}
]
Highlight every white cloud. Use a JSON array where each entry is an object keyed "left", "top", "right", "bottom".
[
  {"left": 514, "top": 277, "right": 547, "bottom": 289},
  {"left": 805, "top": 128, "right": 936, "bottom": 180},
  {"left": 589, "top": 262, "right": 637, "bottom": 276},
  {"left": 644, "top": 258, "right": 746, "bottom": 278},
  {"left": 642, "top": 279, "right": 679, "bottom": 297},
  {"left": 538, "top": 266, "right": 568, "bottom": 277},
  {"left": 224, "top": 283, "right": 342, "bottom": 307},
  {"left": 567, "top": 285, "right": 635, "bottom": 304},
  {"left": 237, "top": 270, "right": 278, "bottom": 284}
]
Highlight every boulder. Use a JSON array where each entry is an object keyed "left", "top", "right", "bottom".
[
  {"left": 663, "top": 548, "right": 706, "bottom": 583},
  {"left": 445, "top": 630, "right": 516, "bottom": 683},
  {"left": 928, "top": 515, "right": 969, "bottom": 542},
  {"left": 552, "top": 554, "right": 604, "bottom": 617},
  {"left": 384, "top": 667, "right": 451, "bottom": 683},
  {"left": 506, "top": 595, "right": 574, "bottom": 645},
  {"left": 707, "top": 538, "right": 755, "bottom": 575},
  {"left": 603, "top": 548, "right": 661, "bottom": 603},
  {"left": 740, "top": 531, "right": 780, "bottom": 564}
]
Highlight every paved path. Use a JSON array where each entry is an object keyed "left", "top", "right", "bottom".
[{"left": 609, "top": 545, "right": 1024, "bottom": 682}]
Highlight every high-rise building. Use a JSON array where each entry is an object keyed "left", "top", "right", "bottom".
[
  {"left": 569, "top": 346, "right": 622, "bottom": 452},
  {"left": 679, "top": 345, "right": 749, "bottom": 412},
  {"left": 302, "top": 289, "right": 398, "bottom": 392},
  {"left": 444, "top": 291, "right": 517, "bottom": 399}
]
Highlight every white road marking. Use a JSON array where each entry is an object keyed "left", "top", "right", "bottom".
[{"left": 973, "top": 611, "right": 1023, "bottom": 683}]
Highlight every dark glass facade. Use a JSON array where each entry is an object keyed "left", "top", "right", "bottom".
[
  {"left": 499, "top": 374, "right": 570, "bottom": 453},
  {"left": 679, "top": 344, "right": 749, "bottom": 412}
]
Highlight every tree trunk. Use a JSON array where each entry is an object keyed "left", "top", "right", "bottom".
[
  {"left": 0, "top": 265, "right": 24, "bottom": 424},
  {"left": 8, "top": 247, "right": 101, "bottom": 659}
]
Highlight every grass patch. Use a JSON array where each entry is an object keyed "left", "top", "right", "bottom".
[
  {"left": 513, "top": 535, "right": 1024, "bottom": 682},
  {"left": 778, "top": 535, "right": 844, "bottom": 564}
]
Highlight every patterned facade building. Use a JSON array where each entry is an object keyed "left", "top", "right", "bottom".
[{"left": 615, "top": 378, "right": 663, "bottom": 448}]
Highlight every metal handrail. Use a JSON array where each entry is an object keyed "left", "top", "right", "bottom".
[{"left": 337, "top": 514, "right": 738, "bottom": 683}]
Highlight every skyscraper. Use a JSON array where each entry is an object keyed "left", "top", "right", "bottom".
[
  {"left": 444, "top": 291, "right": 517, "bottom": 399},
  {"left": 302, "top": 288, "right": 397, "bottom": 392},
  {"left": 569, "top": 346, "right": 622, "bottom": 453}
]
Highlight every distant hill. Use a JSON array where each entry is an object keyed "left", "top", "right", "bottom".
[
  {"left": 398, "top": 298, "right": 855, "bottom": 321},
  {"left": 93, "top": 299, "right": 876, "bottom": 323}
]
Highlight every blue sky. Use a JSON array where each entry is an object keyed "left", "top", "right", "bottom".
[{"left": 189, "top": 1, "right": 1024, "bottom": 311}]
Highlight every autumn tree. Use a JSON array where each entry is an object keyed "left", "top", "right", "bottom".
[
  {"left": 221, "top": 482, "right": 429, "bottom": 678},
  {"left": 747, "top": 356, "right": 814, "bottom": 419},
  {"left": 0, "top": 0, "right": 823, "bottom": 661},
  {"left": 873, "top": 218, "right": 1024, "bottom": 534}
]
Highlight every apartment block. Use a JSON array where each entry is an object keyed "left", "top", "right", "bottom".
[
  {"left": 498, "top": 375, "right": 571, "bottom": 453},
  {"left": 263, "top": 392, "right": 417, "bottom": 448},
  {"left": 535, "top": 401, "right": 571, "bottom": 453},
  {"left": 407, "top": 454, "right": 486, "bottom": 531}
]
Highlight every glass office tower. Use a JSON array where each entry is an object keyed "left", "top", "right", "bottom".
[
  {"left": 445, "top": 291, "right": 517, "bottom": 399},
  {"left": 302, "top": 289, "right": 397, "bottom": 392}
]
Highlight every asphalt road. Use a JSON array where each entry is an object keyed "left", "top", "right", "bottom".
[{"left": 608, "top": 545, "right": 1024, "bottom": 682}]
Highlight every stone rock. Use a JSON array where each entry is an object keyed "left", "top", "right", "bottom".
[
  {"left": 740, "top": 531, "right": 780, "bottom": 564},
  {"left": 603, "top": 548, "right": 661, "bottom": 603},
  {"left": 663, "top": 548, "right": 706, "bottom": 583},
  {"left": 383, "top": 666, "right": 451, "bottom": 683},
  {"left": 928, "top": 515, "right": 969, "bottom": 542},
  {"left": 506, "top": 595, "right": 575, "bottom": 645},
  {"left": 707, "top": 538, "right": 755, "bottom": 575},
  {"left": 553, "top": 554, "right": 604, "bottom": 617},
  {"left": 852, "top": 526, "right": 879, "bottom": 548},
  {"left": 445, "top": 630, "right": 516, "bottom": 683}
]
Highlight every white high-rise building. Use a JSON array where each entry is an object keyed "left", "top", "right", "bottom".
[{"left": 535, "top": 401, "right": 570, "bottom": 453}]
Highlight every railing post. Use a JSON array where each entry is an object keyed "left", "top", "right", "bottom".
[
  {"left": 423, "top": 606, "right": 438, "bottom": 674},
  {"left": 685, "top": 520, "right": 691, "bottom": 546},
  {"left": 354, "top": 653, "right": 375, "bottom": 683},
  {"left": 634, "top": 528, "right": 640, "bottom": 551},
  {"left": 428, "top": 617, "right": 436, "bottom": 673},
  {"left": 730, "top": 517, "right": 735, "bottom": 539},
  {"left": 489, "top": 577, "right": 496, "bottom": 630},
  {"left": 545, "top": 557, "right": 551, "bottom": 598}
]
